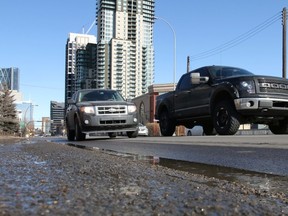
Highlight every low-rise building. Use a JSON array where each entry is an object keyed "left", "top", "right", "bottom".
[
  {"left": 50, "top": 101, "right": 65, "bottom": 135},
  {"left": 132, "top": 83, "right": 185, "bottom": 136}
]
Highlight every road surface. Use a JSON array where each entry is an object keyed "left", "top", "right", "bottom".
[{"left": 51, "top": 134, "right": 288, "bottom": 176}]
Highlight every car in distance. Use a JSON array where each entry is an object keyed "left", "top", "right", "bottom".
[
  {"left": 186, "top": 126, "right": 203, "bottom": 136},
  {"left": 138, "top": 123, "right": 149, "bottom": 136},
  {"left": 65, "top": 89, "right": 139, "bottom": 141}
]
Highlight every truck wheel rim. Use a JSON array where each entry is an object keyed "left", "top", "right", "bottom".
[{"left": 217, "top": 108, "right": 229, "bottom": 127}]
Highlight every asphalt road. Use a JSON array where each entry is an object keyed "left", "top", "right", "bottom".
[
  {"left": 49, "top": 134, "right": 288, "bottom": 176},
  {"left": 3, "top": 137, "right": 288, "bottom": 215}
]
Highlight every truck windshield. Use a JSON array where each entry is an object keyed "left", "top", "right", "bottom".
[{"left": 210, "top": 67, "right": 254, "bottom": 79}]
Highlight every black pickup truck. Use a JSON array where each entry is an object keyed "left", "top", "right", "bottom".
[{"left": 155, "top": 65, "right": 288, "bottom": 135}]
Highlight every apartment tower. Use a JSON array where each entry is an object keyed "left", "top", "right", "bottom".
[{"left": 96, "top": 0, "right": 155, "bottom": 99}]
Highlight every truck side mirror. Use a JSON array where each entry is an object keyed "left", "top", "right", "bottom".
[{"left": 191, "top": 73, "right": 209, "bottom": 84}]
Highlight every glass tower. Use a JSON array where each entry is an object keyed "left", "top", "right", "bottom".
[{"left": 0, "top": 67, "right": 19, "bottom": 91}]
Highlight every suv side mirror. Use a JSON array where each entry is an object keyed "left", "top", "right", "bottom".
[{"left": 191, "top": 73, "right": 209, "bottom": 84}]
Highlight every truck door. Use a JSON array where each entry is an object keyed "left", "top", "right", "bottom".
[
  {"left": 188, "top": 68, "right": 212, "bottom": 116},
  {"left": 174, "top": 68, "right": 211, "bottom": 119},
  {"left": 174, "top": 73, "right": 194, "bottom": 118}
]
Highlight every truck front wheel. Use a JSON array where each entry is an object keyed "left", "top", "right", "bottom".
[
  {"left": 213, "top": 101, "right": 240, "bottom": 135},
  {"left": 159, "top": 110, "right": 175, "bottom": 136}
]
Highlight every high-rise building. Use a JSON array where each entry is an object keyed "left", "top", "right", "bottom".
[
  {"left": 96, "top": 0, "right": 155, "bottom": 99},
  {"left": 0, "top": 67, "right": 20, "bottom": 91},
  {"left": 65, "top": 33, "right": 97, "bottom": 105},
  {"left": 64, "top": 0, "right": 155, "bottom": 103},
  {"left": 76, "top": 43, "right": 97, "bottom": 90}
]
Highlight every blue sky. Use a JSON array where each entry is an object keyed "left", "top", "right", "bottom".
[{"left": 1, "top": 0, "right": 287, "bottom": 121}]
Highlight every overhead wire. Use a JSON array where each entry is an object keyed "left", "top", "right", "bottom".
[
  {"left": 21, "top": 84, "right": 64, "bottom": 90},
  {"left": 190, "top": 11, "right": 282, "bottom": 61}
]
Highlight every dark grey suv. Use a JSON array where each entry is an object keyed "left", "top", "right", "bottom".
[{"left": 65, "top": 89, "right": 139, "bottom": 141}]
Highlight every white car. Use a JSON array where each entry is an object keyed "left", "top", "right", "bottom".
[
  {"left": 138, "top": 123, "right": 148, "bottom": 136},
  {"left": 186, "top": 126, "right": 203, "bottom": 136}
]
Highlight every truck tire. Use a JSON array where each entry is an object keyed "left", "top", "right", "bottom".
[
  {"left": 127, "top": 130, "right": 138, "bottom": 138},
  {"left": 213, "top": 101, "right": 240, "bottom": 135},
  {"left": 75, "top": 118, "right": 86, "bottom": 141},
  {"left": 269, "top": 120, "right": 288, "bottom": 134},
  {"left": 159, "top": 110, "right": 175, "bottom": 136}
]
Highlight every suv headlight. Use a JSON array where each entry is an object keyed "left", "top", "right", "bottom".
[
  {"left": 239, "top": 80, "right": 255, "bottom": 94},
  {"left": 128, "top": 105, "right": 137, "bottom": 114},
  {"left": 80, "top": 106, "right": 95, "bottom": 114}
]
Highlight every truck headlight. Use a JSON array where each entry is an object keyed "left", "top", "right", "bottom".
[
  {"left": 239, "top": 81, "right": 255, "bottom": 94},
  {"left": 80, "top": 106, "right": 95, "bottom": 114},
  {"left": 128, "top": 105, "right": 137, "bottom": 114}
]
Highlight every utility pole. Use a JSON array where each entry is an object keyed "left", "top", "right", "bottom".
[
  {"left": 283, "top": 7, "right": 287, "bottom": 78},
  {"left": 187, "top": 56, "right": 190, "bottom": 73}
]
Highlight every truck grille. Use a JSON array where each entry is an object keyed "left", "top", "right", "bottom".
[
  {"left": 258, "top": 79, "right": 288, "bottom": 94},
  {"left": 96, "top": 105, "right": 127, "bottom": 115}
]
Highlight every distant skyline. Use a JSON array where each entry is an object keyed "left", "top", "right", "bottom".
[{"left": 0, "top": 0, "right": 287, "bottom": 121}]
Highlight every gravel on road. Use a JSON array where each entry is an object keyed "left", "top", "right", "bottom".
[{"left": 0, "top": 137, "right": 287, "bottom": 215}]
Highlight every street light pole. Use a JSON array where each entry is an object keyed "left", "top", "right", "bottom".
[
  {"left": 23, "top": 103, "right": 38, "bottom": 122},
  {"left": 22, "top": 103, "right": 38, "bottom": 137},
  {"left": 282, "top": 7, "right": 287, "bottom": 79},
  {"left": 155, "top": 16, "right": 177, "bottom": 90}
]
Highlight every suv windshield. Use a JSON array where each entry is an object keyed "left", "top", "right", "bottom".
[
  {"left": 210, "top": 66, "right": 254, "bottom": 79},
  {"left": 79, "top": 90, "right": 125, "bottom": 102}
]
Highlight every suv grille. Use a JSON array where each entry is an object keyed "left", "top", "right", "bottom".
[
  {"left": 100, "top": 120, "right": 126, "bottom": 125},
  {"left": 258, "top": 79, "right": 288, "bottom": 94},
  {"left": 96, "top": 105, "right": 127, "bottom": 115}
]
